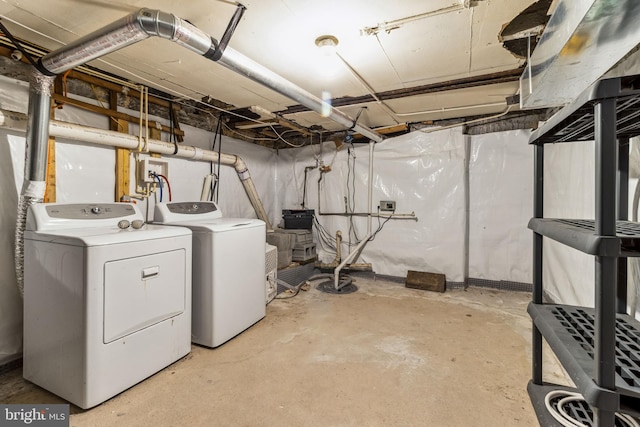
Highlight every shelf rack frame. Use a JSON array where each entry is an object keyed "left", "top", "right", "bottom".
[{"left": 529, "top": 75, "right": 640, "bottom": 427}]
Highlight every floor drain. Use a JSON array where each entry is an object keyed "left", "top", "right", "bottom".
[{"left": 316, "top": 280, "right": 358, "bottom": 294}]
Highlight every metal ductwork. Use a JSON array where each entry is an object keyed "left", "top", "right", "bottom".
[
  {"left": 520, "top": 0, "right": 640, "bottom": 108},
  {"left": 37, "top": 8, "right": 384, "bottom": 143}
]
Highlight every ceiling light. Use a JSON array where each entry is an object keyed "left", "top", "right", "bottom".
[{"left": 315, "top": 35, "right": 339, "bottom": 56}]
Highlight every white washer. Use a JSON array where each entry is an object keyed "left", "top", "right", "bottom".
[
  {"left": 23, "top": 203, "right": 192, "bottom": 409},
  {"left": 154, "top": 201, "right": 266, "bottom": 348}
]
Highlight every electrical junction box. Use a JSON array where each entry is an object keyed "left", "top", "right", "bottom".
[
  {"left": 380, "top": 200, "right": 396, "bottom": 212},
  {"left": 139, "top": 158, "right": 169, "bottom": 183}
]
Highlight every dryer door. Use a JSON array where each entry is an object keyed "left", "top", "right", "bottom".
[{"left": 103, "top": 249, "right": 186, "bottom": 343}]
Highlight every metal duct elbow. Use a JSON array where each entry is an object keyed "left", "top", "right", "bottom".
[
  {"left": 39, "top": 8, "right": 213, "bottom": 75},
  {"left": 135, "top": 9, "right": 213, "bottom": 56}
]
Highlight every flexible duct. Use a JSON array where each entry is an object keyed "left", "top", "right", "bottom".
[
  {"left": 13, "top": 72, "right": 55, "bottom": 297},
  {"left": 1, "top": 108, "right": 273, "bottom": 230}
]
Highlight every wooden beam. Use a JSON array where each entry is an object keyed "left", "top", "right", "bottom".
[
  {"left": 113, "top": 120, "right": 130, "bottom": 202},
  {"left": 67, "top": 70, "right": 177, "bottom": 110},
  {"left": 44, "top": 78, "right": 64, "bottom": 203},
  {"left": 110, "top": 89, "right": 131, "bottom": 202},
  {"left": 44, "top": 135, "right": 56, "bottom": 203},
  {"left": 280, "top": 68, "right": 524, "bottom": 114},
  {"left": 350, "top": 124, "right": 409, "bottom": 141},
  {"left": 52, "top": 93, "right": 184, "bottom": 137},
  {"left": 149, "top": 128, "right": 162, "bottom": 158}
]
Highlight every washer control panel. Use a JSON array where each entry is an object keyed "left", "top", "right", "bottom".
[
  {"left": 154, "top": 201, "right": 222, "bottom": 223},
  {"left": 166, "top": 202, "right": 218, "bottom": 215}
]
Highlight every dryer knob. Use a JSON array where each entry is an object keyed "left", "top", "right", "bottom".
[
  {"left": 117, "top": 220, "right": 130, "bottom": 229},
  {"left": 131, "top": 220, "right": 145, "bottom": 229},
  {"left": 91, "top": 206, "right": 102, "bottom": 214}
]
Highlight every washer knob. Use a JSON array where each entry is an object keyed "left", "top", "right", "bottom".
[
  {"left": 91, "top": 206, "right": 102, "bottom": 214},
  {"left": 117, "top": 220, "right": 130, "bottom": 229},
  {"left": 131, "top": 220, "right": 145, "bottom": 229}
]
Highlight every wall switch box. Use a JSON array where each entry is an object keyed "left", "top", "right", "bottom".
[
  {"left": 139, "top": 158, "right": 169, "bottom": 183},
  {"left": 380, "top": 200, "right": 396, "bottom": 212}
]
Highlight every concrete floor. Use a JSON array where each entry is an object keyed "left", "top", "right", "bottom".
[{"left": 1, "top": 277, "right": 567, "bottom": 426}]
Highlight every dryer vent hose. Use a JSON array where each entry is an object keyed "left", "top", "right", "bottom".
[{"left": 14, "top": 183, "right": 45, "bottom": 298}]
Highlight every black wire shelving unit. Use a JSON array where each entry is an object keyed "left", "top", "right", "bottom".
[{"left": 528, "top": 75, "right": 640, "bottom": 427}]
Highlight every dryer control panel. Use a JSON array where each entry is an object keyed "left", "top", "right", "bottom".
[
  {"left": 46, "top": 203, "right": 136, "bottom": 219},
  {"left": 27, "top": 203, "right": 143, "bottom": 231}
]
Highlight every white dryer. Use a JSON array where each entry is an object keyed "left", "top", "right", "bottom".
[
  {"left": 154, "top": 201, "right": 265, "bottom": 348},
  {"left": 23, "top": 203, "right": 192, "bottom": 409}
]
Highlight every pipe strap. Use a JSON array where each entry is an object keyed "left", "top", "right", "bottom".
[
  {"left": 29, "top": 73, "right": 55, "bottom": 95},
  {"left": 191, "top": 147, "right": 205, "bottom": 160},
  {"left": 236, "top": 168, "right": 250, "bottom": 180}
]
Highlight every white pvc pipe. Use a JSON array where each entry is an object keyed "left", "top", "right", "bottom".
[
  {"left": 201, "top": 174, "right": 213, "bottom": 201},
  {"left": 333, "top": 234, "right": 372, "bottom": 289},
  {"left": 0, "top": 109, "right": 273, "bottom": 229}
]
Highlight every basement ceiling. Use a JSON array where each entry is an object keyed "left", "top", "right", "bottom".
[{"left": 0, "top": 0, "right": 544, "bottom": 143}]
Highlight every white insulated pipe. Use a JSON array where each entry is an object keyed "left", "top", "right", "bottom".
[{"left": 1, "top": 109, "right": 272, "bottom": 229}]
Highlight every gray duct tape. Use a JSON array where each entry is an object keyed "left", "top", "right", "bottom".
[
  {"left": 29, "top": 73, "right": 55, "bottom": 95},
  {"left": 237, "top": 168, "right": 251, "bottom": 180}
]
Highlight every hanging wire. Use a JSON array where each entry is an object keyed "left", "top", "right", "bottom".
[
  {"left": 215, "top": 115, "right": 223, "bottom": 203},
  {"left": 346, "top": 142, "right": 361, "bottom": 243}
]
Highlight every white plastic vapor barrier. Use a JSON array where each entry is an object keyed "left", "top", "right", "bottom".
[
  {"left": 0, "top": 129, "right": 26, "bottom": 365},
  {"left": 543, "top": 142, "right": 596, "bottom": 307},
  {"left": 53, "top": 99, "right": 114, "bottom": 203},
  {"left": 0, "top": 76, "right": 29, "bottom": 364},
  {"left": 278, "top": 128, "right": 467, "bottom": 282},
  {"left": 468, "top": 129, "right": 533, "bottom": 283}
]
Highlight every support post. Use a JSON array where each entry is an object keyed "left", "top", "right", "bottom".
[
  {"left": 593, "top": 97, "right": 618, "bottom": 427},
  {"left": 532, "top": 143, "right": 544, "bottom": 385},
  {"left": 617, "top": 137, "right": 629, "bottom": 314}
]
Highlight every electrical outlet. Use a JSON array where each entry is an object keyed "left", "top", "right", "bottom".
[
  {"left": 139, "top": 158, "right": 169, "bottom": 183},
  {"left": 380, "top": 200, "right": 396, "bottom": 212}
]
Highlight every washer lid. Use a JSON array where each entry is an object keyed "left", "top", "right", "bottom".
[
  {"left": 160, "top": 218, "right": 265, "bottom": 232},
  {"left": 154, "top": 201, "right": 222, "bottom": 223}
]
